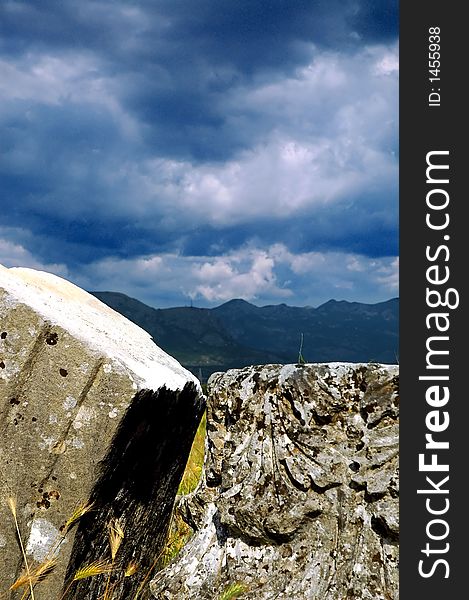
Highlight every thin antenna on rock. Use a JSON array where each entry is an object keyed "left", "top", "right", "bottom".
[{"left": 298, "top": 333, "right": 306, "bottom": 364}]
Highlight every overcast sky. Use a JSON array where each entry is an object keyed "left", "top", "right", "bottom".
[{"left": 0, "top": 0, "right": 398, "bottom": 308}]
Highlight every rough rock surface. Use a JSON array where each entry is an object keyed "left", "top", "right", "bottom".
[
  {"left": 151, "top": 363, "right": 399, "bottom": 600},
  {"left": 0, "top": 265, "right": 203, "bottom": 599}
]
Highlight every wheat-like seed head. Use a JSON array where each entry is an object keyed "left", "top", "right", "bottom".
[
  {"left": 62, "top": 501, "right": 94, "bottom": 533},
  {"left": 108, "top": 519, "right": 125, "bottom": 561},
  {"left": 10, "top": 559, "right": 57, "bottom": 590},
  {"left": 124, "top": 562, "right": 139, "bottom": 577},
  {"left": 7, "top": 497, "right": 17, "bottom": 519},
  {"left": 73, "top": 560, "right": 113, "bottom": 581},
  {"left": 219, "top": 583, "right": 248, "bottom": 600}
]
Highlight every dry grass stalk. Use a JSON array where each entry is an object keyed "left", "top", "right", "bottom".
[
  {"left": 7, "top": 497, "right": 35, "bottom": 600},
  {"left": 6, "top": 498, "right": 95, "bottom": 598},
  {"left": 103, "top": 518, "right": 125, "bottom": 600}
]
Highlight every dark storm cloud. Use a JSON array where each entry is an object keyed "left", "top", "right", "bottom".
[
  {"left": 0, "top": 0, "right": 398, "bottom": 306},
  {"left": 1, "top": 1, "right": 398, "bottom": 60},
  {"left": 1, "top": 0, "right": 397, "bottom": 161}
]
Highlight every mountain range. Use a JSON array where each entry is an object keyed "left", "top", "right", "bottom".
[{"left": 90, "top": 292, "right": 399, "bottom": 380}]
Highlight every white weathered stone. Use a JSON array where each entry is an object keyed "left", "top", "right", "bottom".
[
  {"left": 151, "top": 363, "right": 399, "bottom": 600},
  {"left": 1, "top": 265, "right": 197, "bottom": 392}
]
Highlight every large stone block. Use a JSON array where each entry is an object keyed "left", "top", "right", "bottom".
[
  {"left": 0, "top": 265, "right": 204, "bottom": 599},
  {"left": 151, "top": 363, "right": 399, "bottom": 600}
]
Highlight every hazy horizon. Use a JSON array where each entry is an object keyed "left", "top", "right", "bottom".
[{"left": 91, "top": 289, "right": 399, "bottom": 311}]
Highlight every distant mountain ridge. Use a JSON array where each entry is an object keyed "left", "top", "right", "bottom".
[{"left": 91, "top": 292, "right": 399, "bottom": 379}]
